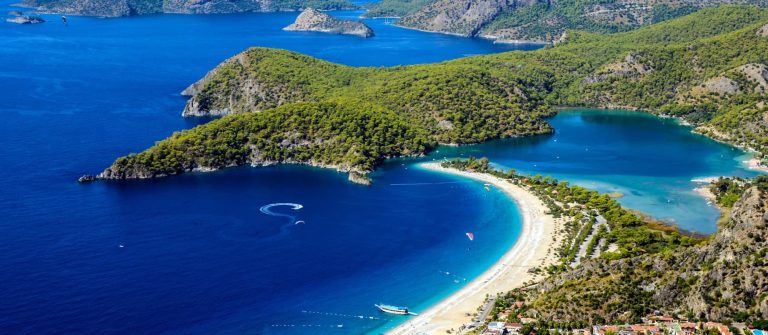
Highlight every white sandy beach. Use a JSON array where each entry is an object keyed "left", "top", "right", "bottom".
[
  {"left": 386, "top": 162, "right": 561, "bottom": 335},
  {"left": 746, "top": 158, "right": 768, "bottom": 173}
]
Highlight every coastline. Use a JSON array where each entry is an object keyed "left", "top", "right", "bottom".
[
  {"left": 389, "top": 22, "right": 550, "bottom": 45},
  {"left": 387, "top": 162, "right": 560, "bottom": 334},
  {"left": 746, "top": 157, "right": 768, "bottom": 173}
]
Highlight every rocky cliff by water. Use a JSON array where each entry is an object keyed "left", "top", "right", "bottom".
[
  {"left": 284, "top": 8, "right": 374, "bottom": 37},
  {"left": 20, "top": 0, "right": 356, "bottom": 17},
  {"left": 397, "top": 0, "right": 768, "bottom": 43},
  {"left": 397, "top": 0, "right": 523, "bottom": 37},
  {"left": 5, "top": 11, "right": 45, "bottom": 24}
]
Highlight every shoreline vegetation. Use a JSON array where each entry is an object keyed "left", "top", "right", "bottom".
[
  {"left": 90, "top": 6, "right": 768, "bottom": 183},
  {"left": 392, "top": 157, "right": 702, "bottom": 334},
  {"left": 409, "top": 159, "right": 768, "bottom": 333}
]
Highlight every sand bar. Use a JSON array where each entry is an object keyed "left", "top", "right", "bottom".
[{"left": 387, "top": 162, "right": 560, "bottom": 335}]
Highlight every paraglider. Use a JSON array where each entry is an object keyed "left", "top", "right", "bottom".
[{"left": 465, "top": 232, "right": 474, "bottom": 241}]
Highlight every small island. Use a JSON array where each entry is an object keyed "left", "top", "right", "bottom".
[
  {"left": 6, "top": 11, "right": 44, "bottom": 24},
  {"left": 284, "top": 8, "right": 374, "bottom": 38}
]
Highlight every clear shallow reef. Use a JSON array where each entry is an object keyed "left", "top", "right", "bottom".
[{"left": 0, "top": 2, "right": 761, "bottom": 334}]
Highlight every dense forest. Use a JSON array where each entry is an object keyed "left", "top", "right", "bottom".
[
  {"left": 97, "top": 6, "right": 768, "bottom": 182},
  {"left": 98, "top": 99, "right": 433, "bottom": 180}
]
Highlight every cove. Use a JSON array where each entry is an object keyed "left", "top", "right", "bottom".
[{"left": 431, "top": 109, "right": 761, "bottom": 234}]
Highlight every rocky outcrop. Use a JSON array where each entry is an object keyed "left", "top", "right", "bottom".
[
  {"left": 348, "top": 171, "right": 372, "bottom": 185},
  {"left": 758, "top": 23, "right": 768, "bottom": 37},
  {"left": 583, "top": 53, "right": 653, "bottom": 85},
  {"left": 180, "top": 49, "right": 330, "bottom": 117},
  {"left": 398, "top": 0, "right": 524, "bottom": 37},
  {"left": 283, "top": 8, "right": 374, "bottom": 37},
  {"left": 20, "top": 0, "right": 356, "bottom": 17},
  {"left": 692, "top": 76, "right": 742, "bottom": 96},
  {"left": 6, "top": 15, "right": 45, "bottom": 24},
  {"left": 603, "top": 53, "right": 653, "bottom": 77},
  {"left": 528, "top": 185, "right": 768, "bottom": 322},
  {"left": 735, "top": 63, "right": 768, "bottom": 93}
]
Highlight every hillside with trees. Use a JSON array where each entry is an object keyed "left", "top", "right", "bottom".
[{"left": 95, "top": 6, "right": 768, "bottom": 181}]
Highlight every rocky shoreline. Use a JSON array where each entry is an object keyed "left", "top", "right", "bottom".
[
  {"left": 81, "top": 159, "right": 374, "bottom": 185},
  {"left": 284, "top": 8, "right": 374, "bottom": 38},
  {"left": 5, "top": 10, "right": 44, "bottom": 24},
  {"left": 19, "top": 0, "right": 358, "bottom": 17}
]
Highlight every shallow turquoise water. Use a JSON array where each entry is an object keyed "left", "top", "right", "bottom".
[{"left": 434, "top": 109, "right": 760, "bottom": 233}]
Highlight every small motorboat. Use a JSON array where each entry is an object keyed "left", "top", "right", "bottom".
[{"left": 375, "top": 304, "right": 417, "bottom": 316}]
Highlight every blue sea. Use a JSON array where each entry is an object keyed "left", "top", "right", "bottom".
[{"left": 0, "top": 1, "right": 761, "bottom": 334}]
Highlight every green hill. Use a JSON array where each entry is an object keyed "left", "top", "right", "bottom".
[{"left": 95, "top": 6, "right": 768, "bottom": 181}]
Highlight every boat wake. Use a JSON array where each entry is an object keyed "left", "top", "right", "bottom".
[
  {"left": 259, "top": 203, "right": 304, "bottom": 225},
  {"left": 219, "top": 203, "right": 305, "bottom": 242}
]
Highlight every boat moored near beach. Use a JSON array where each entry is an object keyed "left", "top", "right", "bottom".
[{"left": 375, "top": 304, "right": 418, "bottom": 316}]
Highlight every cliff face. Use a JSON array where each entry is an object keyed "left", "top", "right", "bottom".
[
  {"left": 528, "top": 186, "right": 768, "bottom": 323},
  {"left": 397, "top": 0, "right": 523, "bottom": 37},
  {"left": 21, "top": 0, "right": 356, "bottom": 17},
  {"left": 284, "top": 8, "right": 374, "bottom": 37},
  {"left": 180, "top": 49, "right": 349, "bottom": 117}
]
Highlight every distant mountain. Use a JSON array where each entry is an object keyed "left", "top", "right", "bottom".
[
  {"left": 20, "top": 0, "right": 357, "bottom": 17},
  {"left": 397, "top": 0, "right": 768, "bottom": 43}
]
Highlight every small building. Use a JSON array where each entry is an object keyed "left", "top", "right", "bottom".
[
  {"left": 704, "top": 322, "right": 732, "bottom": 335},
  {"left": 630, "top": 324, "right": 661, "bottom": 335},
  {"left": 679, "top": 322, "right": 697, "bottom": 335},
  {"left": 489, "top": 322, "right": 507, "bottom": 331},
  {"left": 506, "top": 323, "right": 523, "bottom": 333}
]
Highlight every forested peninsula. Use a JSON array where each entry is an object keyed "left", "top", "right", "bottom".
[
  {"left": 93, "top": 6, "right": 768, "bottom": 182},
  {"left": 20, "top": 0, "right": 356, "bottom": 17}
]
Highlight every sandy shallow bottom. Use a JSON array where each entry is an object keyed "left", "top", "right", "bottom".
[{"left": 387, "top": 163, "right": 561, "bottom": 335}]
